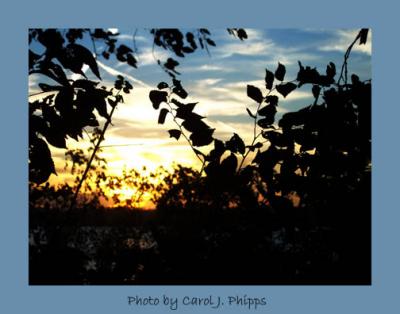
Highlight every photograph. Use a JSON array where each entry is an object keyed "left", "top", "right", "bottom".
[{"left": 28, "top": 28, "right": 371, "bottom": 285}]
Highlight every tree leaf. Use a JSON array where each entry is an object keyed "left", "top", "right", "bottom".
[
  {"left": 149, "top": 90, "right": 168, "bottom": 109},
  {"left": 326, "top": 62, "right": 336, "bottom": 79},
  {"left": 44, "top": 127, "right": 67, "bottom": 148},
  {"left": 257, "top": 116, "right": 275, "bottom": 128},
  {"left": 265, "top": 95, "right": 279, "bottom": 106},
  {"left": 158, "top": 108, "right": 169, "bottom": 124},
  {"left": 39, "top": 83, "right": 63, "bottom": 92},
  {"left": 246, "top": 107, "right": 256, "bottom": 119},
  {"left": 54, "top": 87, "right": 74, "bottom": 114},
  {"left": 312, "top": 84, "right": 321, "bottom": 99},
  {"left": 29, "top": 137, "right": 56, "bottom": 184},
  {"left": 175, "top": 102, "right": 198, "bottom": 119},
  {"left": 274, "top": 62, "right": 286, "bottom": 81},
  {"left": 208, "top": 139, "right": 226, "bottom": 161},
  {"left": 226, "top": 133, "right": 246, "bottom": 154},
  {"left": 168, "top": 129, "right": 181, "bottom": 140},
  {"left": 265, "top": 69, "right": 274, "bottom": 90},
  {"left": 359, "top": 28, "right": 369, "bottom": 45},
  {"left": 172, "top": 79, "right": 188, "bottom": 99},
  {"left": 190, "top": 128, "right": 214, "bottom": 147},
  {"left": 237, "top": 29, "right": 247, "bottom": 40},
  {"left": 126, "top": 54, "right": 137, "bottom": 68},
  {"left": 157, "top": 82, "right": 169, "bottom": 89},
  {"left": 247, "top": 85, "right": 263, "bottom": 103},
  {"left": 182, "top": 116, "right": 208, "bottom": 133},
  {"left": 72, "top": 79, "right": 98, "bottom": 90},
  {"left": 258, "top": 104, "right": 277, "bottom": 117},
  {"left": 276, "top": 82, "right": 297, "bottom": 98},
  {"left": 164, "top": 58, "right": 180, "bottom": 73},
  {"left": 220, "top": 153, "right": 238, "bottom": 175},
  {"left": 59, "top": 44, "right": 101, "bottom": 80},
  {"left": 206, "top": 38, "right": 216, "bottom": 46}
]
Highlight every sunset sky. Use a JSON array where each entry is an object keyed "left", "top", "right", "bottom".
[{"left": 29, "top": 28, "right": 371, "bottom": 186}]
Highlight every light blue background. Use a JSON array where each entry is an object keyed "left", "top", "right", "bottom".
[{"left": 0, "top": 0, "right": 398, "bottom": 313}]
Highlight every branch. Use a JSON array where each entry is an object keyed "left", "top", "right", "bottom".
[{"left": 69, "top": 92, "right": 121, "bottom": 210}]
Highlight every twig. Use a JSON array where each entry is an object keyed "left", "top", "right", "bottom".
[
  {"left": 337, "top": 32, "right": 361, "bottom": 86},
  {"left": 69, "top": 91, "right": 121, "bottom": 211}
]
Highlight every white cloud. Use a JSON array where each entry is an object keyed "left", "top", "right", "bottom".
[
  {"left": 181, "top": 64, "right": 234, "bottom": 73},
  {"left": 135, "top": 47, "right": 169, "bottom": 66},
  {"left": 97, "top": 60, "right": 150, "bottom": 87},
  {"left": 319, "top": 29, "right": 372, "bottom": 55}
]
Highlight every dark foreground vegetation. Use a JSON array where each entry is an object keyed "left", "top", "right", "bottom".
[{"left": 29, "top": 164, "right": 370, "bottom": 285}]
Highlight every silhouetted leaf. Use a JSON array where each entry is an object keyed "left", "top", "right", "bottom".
[
  {"left": 157, "top": 82, "right": 169, "bottom": 89},
  {"left": 208, "top": 139, "right": 226, "bottom": 161},
  {"left": 29, "top": 115, "right": 48, "bottom": 137},
  {"left": 39, "top": 83, "right": 63, "bottom": 92},
  {"left": 258, "top": 104, "right": 277, "bottom": 117},
  {"left": 246, "top": 107, "right": 256, "bottom": 118},
  {"left": 359, "top": 28, "right": 369, "bottom": 45},
  {"left": 312, "top": 85, "right": 321, "bottom": 98},
  {"left": 165, "top": 58, "right": 180, "bottom": 73},
  {"left": 237, "top": 29, "right": 247, "bottom": 40},
  {"left": 247, "top": 85, "right": 263, "bottom": 103},
  {"left": 190, "top": 128, "right": 214, "bottom": 147},
  {"left": 226, "top": 133, "right": 246, "bottom": 154},
  {"left": 206, "top": 38, "right": 216, "bottom": 46},
  {"left": 182, "top": 46, "right": 195, "bottom": 53},
  {"left": 326, "top": 62, "right": 336, "bottom": 79},
  {"left": 200, "top": 28, "right": 211, "bottom": 35},
  {"left": 126, "top": 54, "right": 137, "bottom": 68},
  {"left": 37, "top": 29, "right": 64, "bottom": 53},
  {"left": 265, "top": 95, "right": 279, "bottom": 106},
  {"left": 168, "top": 129, "right": 181, "bottom": 140},
  {"left": 59, "top": 44, "right": 101, "bottom": 79},
  {"left": 258, "top": 116, "right": 275, "bottom": 128},
  {"left": 186, "top": 32, "right": 197, "bottom": 50},
  {"left": 220, "top": 153, "right": 238, "bottom": 175},
  {"left": 265, "top": 69, "right": 274, "bottom": 90},
  {"left": 72, "top": 79, "right": 98, "bottom": 90},
  {"left": 29, "top": 137, "right": 56, "bottom": 184},
  {"left": 276, "top": 82, "right": 297, "bottom": 98},
  {"left": 351, "top": 74, "right": 360, "bottom": 85},
  {"left": 149, "top": 90, "right": 168, "bottom": 109},
  {"left": 275, "top": 62, "right": 286, "bottom": 81},
  {"left": 116, "top": 44, "right": 133, "bottom": 60},
  {"left": 44, "top": 127, "right": 67, "bottom": 148},
  {"left": 182, "top": 116, "right": 208, "bottom": 133},
  {"left": 296, "top": 61, "right": 331, "bottom": 87},
  {"left": 92, "top": 89, "right": 111, "bottom": 119},
  {"left": 279, "top": 110, "right": 307, "bottom": 128},
  {"left": 172, "top": 79, "right": 188, "bottom": 99},
  {"left": 247, "top": 142, "right": 263, "bottom": 152},
  {"left": 175, "top": 102, "right": 198, "bottom": 120},
  {"left": 158, "top": 108, "right": 169, "bottom": 124},
  {"left": 262, "top": 130, "right": 290, "bottom": 147},
  {"left": 55, "top": 87, "right": 74, "bottom": 114}
]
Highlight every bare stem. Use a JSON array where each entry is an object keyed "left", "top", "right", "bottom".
[{"left": 69, "top": 91, "right": 121, "bottom": 210}]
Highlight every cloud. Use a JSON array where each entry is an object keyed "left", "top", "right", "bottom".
[
  {"left": 135, "top": 47, "right": 170, "bottom": 66},
  {"left": 97, "top": 60, "right": 150, "bottom": 87},
  {"left": 319, "top": 29, "right": 372, "bottom": 55},
  {"left": 180, "top": 64, "right": 234, "bottom": 73}
]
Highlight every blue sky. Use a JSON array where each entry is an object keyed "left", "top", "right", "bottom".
[{"left": 29, "top": 28, "right": 371, "bottom": 184}]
